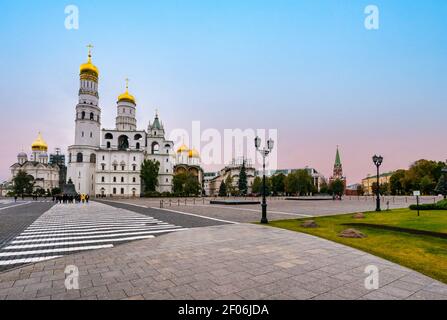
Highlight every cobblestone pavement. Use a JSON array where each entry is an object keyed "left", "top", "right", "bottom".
[
  {"left": 0, "top": 223, "right": 445, "bottom": 300},
  {"left": 0, "top": 202, "right": 187, "bottom": 272},
  {"left": 105, "top": 196, "right": 443, "bottom": 223}
]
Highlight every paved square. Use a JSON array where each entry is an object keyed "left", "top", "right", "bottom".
[{"left": 0, "top": 213, "right": 445, "bottom": 300}]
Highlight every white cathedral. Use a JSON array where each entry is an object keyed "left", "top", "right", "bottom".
[{"left": 67, "top": 48, "right": 201, "bottom": 197}]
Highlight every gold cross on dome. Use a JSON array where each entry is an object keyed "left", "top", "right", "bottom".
[
  {"left": 87, "top": 44, "right": 93, "bottom": 57},
  {"left": 125, "top": 78, "right": 129, "bottom": 91}
]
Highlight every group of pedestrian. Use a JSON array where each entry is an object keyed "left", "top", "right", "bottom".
[{"left": 53, "top": 194, "right": 90, "bottom": 204}]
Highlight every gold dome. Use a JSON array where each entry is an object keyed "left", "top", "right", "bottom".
[
  {"left": 177, "top": 144, "right": 189, "bottom": 153},
  {"left": 31, "top": 132, "right": 48, "bottom": 152},
  {"left": 80, "top": 45, "right": 99, "bottom": 76},
  {"left": 118, "top": 79, "right": 136, "bottom": 104},
  {"left": 188, "top": 148, "right": 200, "bottom": 158}
]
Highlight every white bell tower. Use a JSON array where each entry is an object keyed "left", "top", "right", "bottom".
[{"left": 67, "top": 45, "right": 101, "bottom": 195}]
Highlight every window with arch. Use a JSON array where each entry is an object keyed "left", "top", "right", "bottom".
[
  {"left": 121, "top": 188, "right": 124, "bottom": 195},
  {"left": 81, "top": 111, "right": 86, "bottom": 119},
  {"left": 113, "top": 177, "right": 117, "bottom": 183},
  {"left": 113, "top": 188, "right": 117, "bottom": 195},
  {"left": 107, "top": 142, "right": 111, "bottom": 149},
  {"left": 136, "top": 142, "right": 140, "bottom": 150},
  {"left": 132, "top": 177, "right": 136, "bottom": 183},
  {"left": 105, "top": 133, "right": 113, "bottom": 140},
  {"left": 134, "top": 134, "right": 143, "bottom": 141},
  {"left": 90, "top": 154, "right": 96, "bottom": 164},
  {"left": 101, "top": 164, "right": 105, "bottom": 171},
  {"left": 69, "top": 153, "right": 72, "bottom": 163},
  {"left": 121, "top": 177, "right": 124, "bottom": 183},
  {"left": 118, "top": 135, "right": 129, "bottom": 150},
  {"left": 76, "top": 153, "right": 83, "bottom": 163},
  {"left": 90, "top": 112, "right": 94, "bottom": 120},
  {"left": 101, "top": 177, "right": 105, "bottom": 182},
  {"left": 132, "top": 164, "right": 137, "bottom": 171},
  {"left": 151, "top": 142, "right": 160, "bottom": 154}
]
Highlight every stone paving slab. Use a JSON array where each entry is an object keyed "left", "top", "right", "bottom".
[{"left": 0, "top": 224, "right": 446, "bottom": 300}]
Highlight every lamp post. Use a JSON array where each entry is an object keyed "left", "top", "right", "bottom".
[
  {"left": 372, "top": 155, "right": 383, "bottom": 212},
  {"left": 255, "top": 136, "right": 274, "bottom": 224}
]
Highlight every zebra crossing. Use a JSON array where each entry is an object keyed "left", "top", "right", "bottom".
[{"left": 0, "top": 202, "right": 187, "bottom": 268}]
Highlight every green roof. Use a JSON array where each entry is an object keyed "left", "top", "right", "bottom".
[{"left": 335, "top": 147, "right": 341, "bottom": 166}]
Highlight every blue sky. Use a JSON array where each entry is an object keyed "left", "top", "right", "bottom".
[{"left": 0, "top": 0, "right": 446, "bottom": 182}]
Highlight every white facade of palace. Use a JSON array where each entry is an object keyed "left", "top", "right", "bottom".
[
  {"left": 67, "top": 49, "right": 176, "bottom": 197},
  {"left": 10, "top": 133, "right": 60, "bottom": 191}
]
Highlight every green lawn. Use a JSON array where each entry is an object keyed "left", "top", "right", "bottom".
[{"left": 268, "top": 209, "right": 447, "bottom": 284}]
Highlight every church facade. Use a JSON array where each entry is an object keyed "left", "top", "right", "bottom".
[
  {"left": 10, "top": 133, "right": 60, "bottom": 192},
  {"left": 67, "top": 48, "right": 180, "bottom": 197}
]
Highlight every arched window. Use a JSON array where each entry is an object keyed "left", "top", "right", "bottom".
[
  {"left": 151, "top": 142, "right": 160, "bottom": 154},
  {"left": 81, "top": 111, "right": 86, "bottom": 119},
  {"left": 118, "top": 135, "right": 129, "bottom": 150},
  {"left": 132, "top": 177, "right": 136, "bottom": 183},
  {"left": 90, "top": 154, "right": 96, "bottom": 163},
  {"left": 90, "top": 112, "right": 94, "bottom": 120},
  {"left": 136, "top": 142, "right": 140, "bottom": 150},
  {"left": 105, "top": 133, "right": 113, "bottom": 140},
  {"left": 113, "top": 188, "right": 117, "bottom": 194},
  {"left": 132, "top": 164, "right": 137, "bottom": 171},
  {"left": 69, "top": 153, "right": 72, "bottom": 163},
  {"left": 107, "top": 142, "right": 111, "bottom": 149},
  {"left": 121, "top": 177, "right": 124, "bottom": 183},
  {"left": 113, "top": 177, "right": 117, "bottom": 183},
  {"left": 76, "top": 153, "right": 83, "bottom": 163},
  {"left": 134, "top": 134, "right": 143, "bottom": 141},
  {"left": 101, "top": 177, "right": 105, "bottom": 182}
]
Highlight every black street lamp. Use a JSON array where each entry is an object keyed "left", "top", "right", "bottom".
[
  {"left": 372, "top": 155, "right": 383, "bottom": 212},
  {"left": 255, "top": 136, "right": 274, "bottom": 224}
]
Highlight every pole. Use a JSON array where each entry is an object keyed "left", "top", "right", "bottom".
[
  {"left": 417, "top": 195, "right": 420, "bottom": 217},
  {"left": 261, "top": 153, "right": 268, "bottom": 224},
  {"left": 376, "top": 164, "right": 381, "bottom": 212}
]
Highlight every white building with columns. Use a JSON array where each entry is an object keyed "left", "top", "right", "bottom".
[{"left": 67, "top": 48, "right": 175, "bottom": 197}]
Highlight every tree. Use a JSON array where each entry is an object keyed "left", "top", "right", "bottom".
[
  {"left": 420, "top": 175, "right": 435, "bottom": 195},
  {"left": 285, "top": 170, "right": 313, "bottom": 196},
  {"left": 390, "top": 170, "right": 405, "bottom": 195},
  {"left": 356, "top": 184, "right": 365, "bottom": 196},
  {"left": 329, "top": 179, "right": 345, "bottom": 198},
  {"left": 238, "top": 161, "right": 248, "bottom": 196},
  {"left": 435, "top": 174, "right": 447, "bottom": 199},
  {"left": 140, "top": 159, "right": 160, "bottom": 193},
  {"left": 271, "top": 173, "right": 286, "bottom": 196},
  {"left": 218, "top": 181, "right": 227, "bottom": 197},
  {"left": 173, "top": 172, "right": 187, "bottom": 195},
  {"left": 184, "top": 174, "right": 200, "bottom": 196},
  {"left": 319, "top": 180, "right": 329, "bottom": 194},
  {"left": 225, "top": 175, "right": 235, "bottom": 196},
  {"left": 252, "top": 176, "right": 262, "bottom": 195},
  {"left": 51, "top": 187, "right": 62, "bottom": 196},
  {"left": 12, "top": 170, "right": 34, "bottom": 197}
]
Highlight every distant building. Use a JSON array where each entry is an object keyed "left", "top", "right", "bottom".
[
  {"left": 174, "top": 143, "right": 204, "bottom": 193},
  {"left": 328, "top": 146, "right": 347, "bottom": 194},
  {"left": 346, "top": 183, "right": 362, "bottom": 196},
  {"left": 206, "top": 158, "right": 256, "bottom": 196},
  {"left": 10, "top": 133, "right": 60, "bottom": 192},
  {"left": 362, "top": 172, "right": 394, "bottom": 195}
]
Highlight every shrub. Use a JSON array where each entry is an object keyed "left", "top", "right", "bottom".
[{"left": 409, "top": 199, "right": 447, "bottom": 211}]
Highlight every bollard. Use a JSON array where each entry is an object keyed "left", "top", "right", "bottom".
[
  {"left": 178, "top": 199, "right": 180, "bottom": 206},
  {"left": 169, "top": 199, "right": 172, "bottom": 207}
]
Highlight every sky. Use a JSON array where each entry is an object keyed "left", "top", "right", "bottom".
[{"left": 0, "top": 0, "right": 446, "bottom": 184}]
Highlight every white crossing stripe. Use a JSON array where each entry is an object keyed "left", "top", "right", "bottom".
[
  {"left": 0, "top": 245, "right": 114, "bottom": 257},
  {"left": 0, "top": 202, "right": 188, "bottom": 269},
  {"left": 12, "top": 227, "right": 185, "bottom": 243},
  {"left": 0, "top": 256, "right": 62, "bottom": 266}
]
